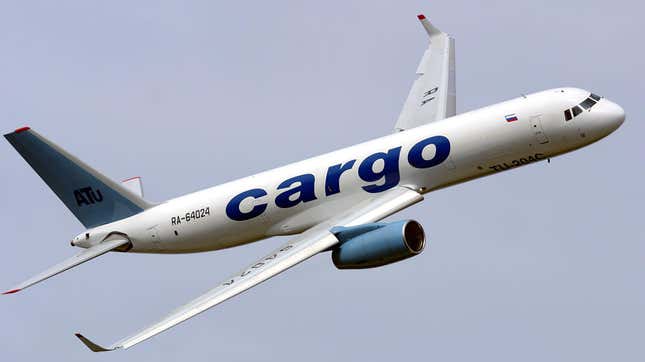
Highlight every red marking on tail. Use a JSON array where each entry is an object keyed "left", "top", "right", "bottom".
[
  {"left": 417, "top": 14, "right": 426, "bottom": 20},
  {"left": 14, "top": 126, "right": 30, "bottom": 133},
  {"left": 2, "top": 289, "right": 21, "bottom": 295}
]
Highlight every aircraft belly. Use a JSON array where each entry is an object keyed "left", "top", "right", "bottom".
[{"left": 265, "top": 190, "right": 372, "bottom": 236}]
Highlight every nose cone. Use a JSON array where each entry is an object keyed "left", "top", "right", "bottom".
[
  {"left": 587, "top": 99, "right": 625, "bottom": 138},
  {"left": 603, "top": 100, "right": 626, "bottom": 131}
]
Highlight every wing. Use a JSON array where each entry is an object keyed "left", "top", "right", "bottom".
[
  {"left": 75, "top": 186, "right": 423, "bottom": 352},
  {"left": 3, "top": 237, "right": 129, "bottom": 294},
  {"left": 394, "top": 14, "right": 456, "bottom": 132}
]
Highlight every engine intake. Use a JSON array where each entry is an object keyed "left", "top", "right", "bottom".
[{"left": 331, "top": 220, "right": 426, "bottom": 269}]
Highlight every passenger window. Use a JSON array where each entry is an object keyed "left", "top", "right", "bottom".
[
  {"left": 564, "top": 109, "right": 572, "bottom": 121},
  {"left": 580, "top": 97, "right": 597, "bottom": 110},
  {"left": 572, "top": 105, "right": 583, "bottom": 117},
  {"left": 590, "top": 93, "right": 601, "bottom": 101}
]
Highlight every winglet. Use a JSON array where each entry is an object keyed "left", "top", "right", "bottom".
[
  {"left": 416, "top": 13, "right": 442, "bottom": 37},
  {"left": 2, "top": 288, "right": 21, "bottom": 295},
  {"left": 75, "top": 333, "right": 116, "bottom": 352}
]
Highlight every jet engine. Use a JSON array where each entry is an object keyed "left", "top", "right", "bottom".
[{"left": 331, "top": 220, "right": 426, "bottom": 269}]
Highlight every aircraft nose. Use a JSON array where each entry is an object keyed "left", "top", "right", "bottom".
[
  {"left": 603, "top": 99, "right": 625, "bottom": 130},
  {"left": 589, "top": 98, "right": 625, "bottom": 137}
]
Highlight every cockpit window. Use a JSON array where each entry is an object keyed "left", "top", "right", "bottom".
[
  {"left": 563, "top": 93, "right": 601, "bottom": 120},
  {"left": 580, "top": 97, "right": 597, "bottom": 110},
  {"left": 564, "top": 109, "right": 572, "bottom": 121}
]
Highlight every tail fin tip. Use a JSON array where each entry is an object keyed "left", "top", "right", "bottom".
[{"left": 14, "top": 126, "right": 31, "bottom": 133}]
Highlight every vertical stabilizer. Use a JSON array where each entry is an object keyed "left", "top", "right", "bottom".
[{"left": 4, "top": 127, "right": 152, "bottom": 228}]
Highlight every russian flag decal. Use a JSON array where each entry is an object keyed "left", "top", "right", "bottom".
[{"left": 505, "top": 114, "right": 518, "bottom": 122}]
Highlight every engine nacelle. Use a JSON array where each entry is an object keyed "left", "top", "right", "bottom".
[{"left": 331, "top": 220, "right": 426, "bottom": 269}]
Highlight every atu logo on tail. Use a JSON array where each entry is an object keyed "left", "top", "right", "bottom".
[{"left": 74, "top": 187, "right": 104, "bottom": 206}]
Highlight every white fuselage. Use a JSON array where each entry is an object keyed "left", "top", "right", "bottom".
[{"left": 75, "top": 88, "right": 624, "bottom": 253}]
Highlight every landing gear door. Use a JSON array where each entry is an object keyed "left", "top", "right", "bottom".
[{"left": 529, "top": 115, "right": 549, "bottom": 144}]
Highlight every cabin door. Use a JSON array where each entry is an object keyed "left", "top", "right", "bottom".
[
  {"left": 147, "top": 225, "right": 163, "bottom": 249},
  {"left": 529, "top": 115, "right": 549, "bottom": 144}
]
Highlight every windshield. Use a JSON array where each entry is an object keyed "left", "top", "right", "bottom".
[{"left": 563, "top": 93, "right": 602, "bottom": 120}]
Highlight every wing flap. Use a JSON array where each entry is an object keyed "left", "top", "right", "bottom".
[
  {"left": 3, "top": 238, "right": 129, "bottom": 294},
  {"left": 76, "top": 186, "right": 423, "bottom": 352}
]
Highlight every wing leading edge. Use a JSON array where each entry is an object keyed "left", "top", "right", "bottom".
[
  {"left": 75, "top": 186, "right": 423, "bottom": 352},
  {"left": 394, "top": 14, "right": 456, "bottom": 132}
]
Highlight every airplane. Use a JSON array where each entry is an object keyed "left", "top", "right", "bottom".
[{"left": 3, "top": 14, "right": 625, "bottom": 352}]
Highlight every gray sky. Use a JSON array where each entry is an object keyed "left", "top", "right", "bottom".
[{"left": 1, "top": 1, "right": 643, "bottom": 361}]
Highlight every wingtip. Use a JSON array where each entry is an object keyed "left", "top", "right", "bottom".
[
  {"left": 2, "top": 288, "right": 21, "bottom": 295},
  {"left": 416, "top": 13, "right": 443, "bottom": 37},
  {"left": 75, "top": 333, "right": 115, "bottom": 352}
]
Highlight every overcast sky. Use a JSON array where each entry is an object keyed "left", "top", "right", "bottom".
[{"left": 1, "top": 1, "right": 643, "bottom": 361}]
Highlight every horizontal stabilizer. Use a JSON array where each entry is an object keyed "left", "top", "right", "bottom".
[
  {"left": 3, "top": 238, "right": 129, "bottom": 294},
  {"left": 121, "top": 177, "right": 144, "bottom": 198}
]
